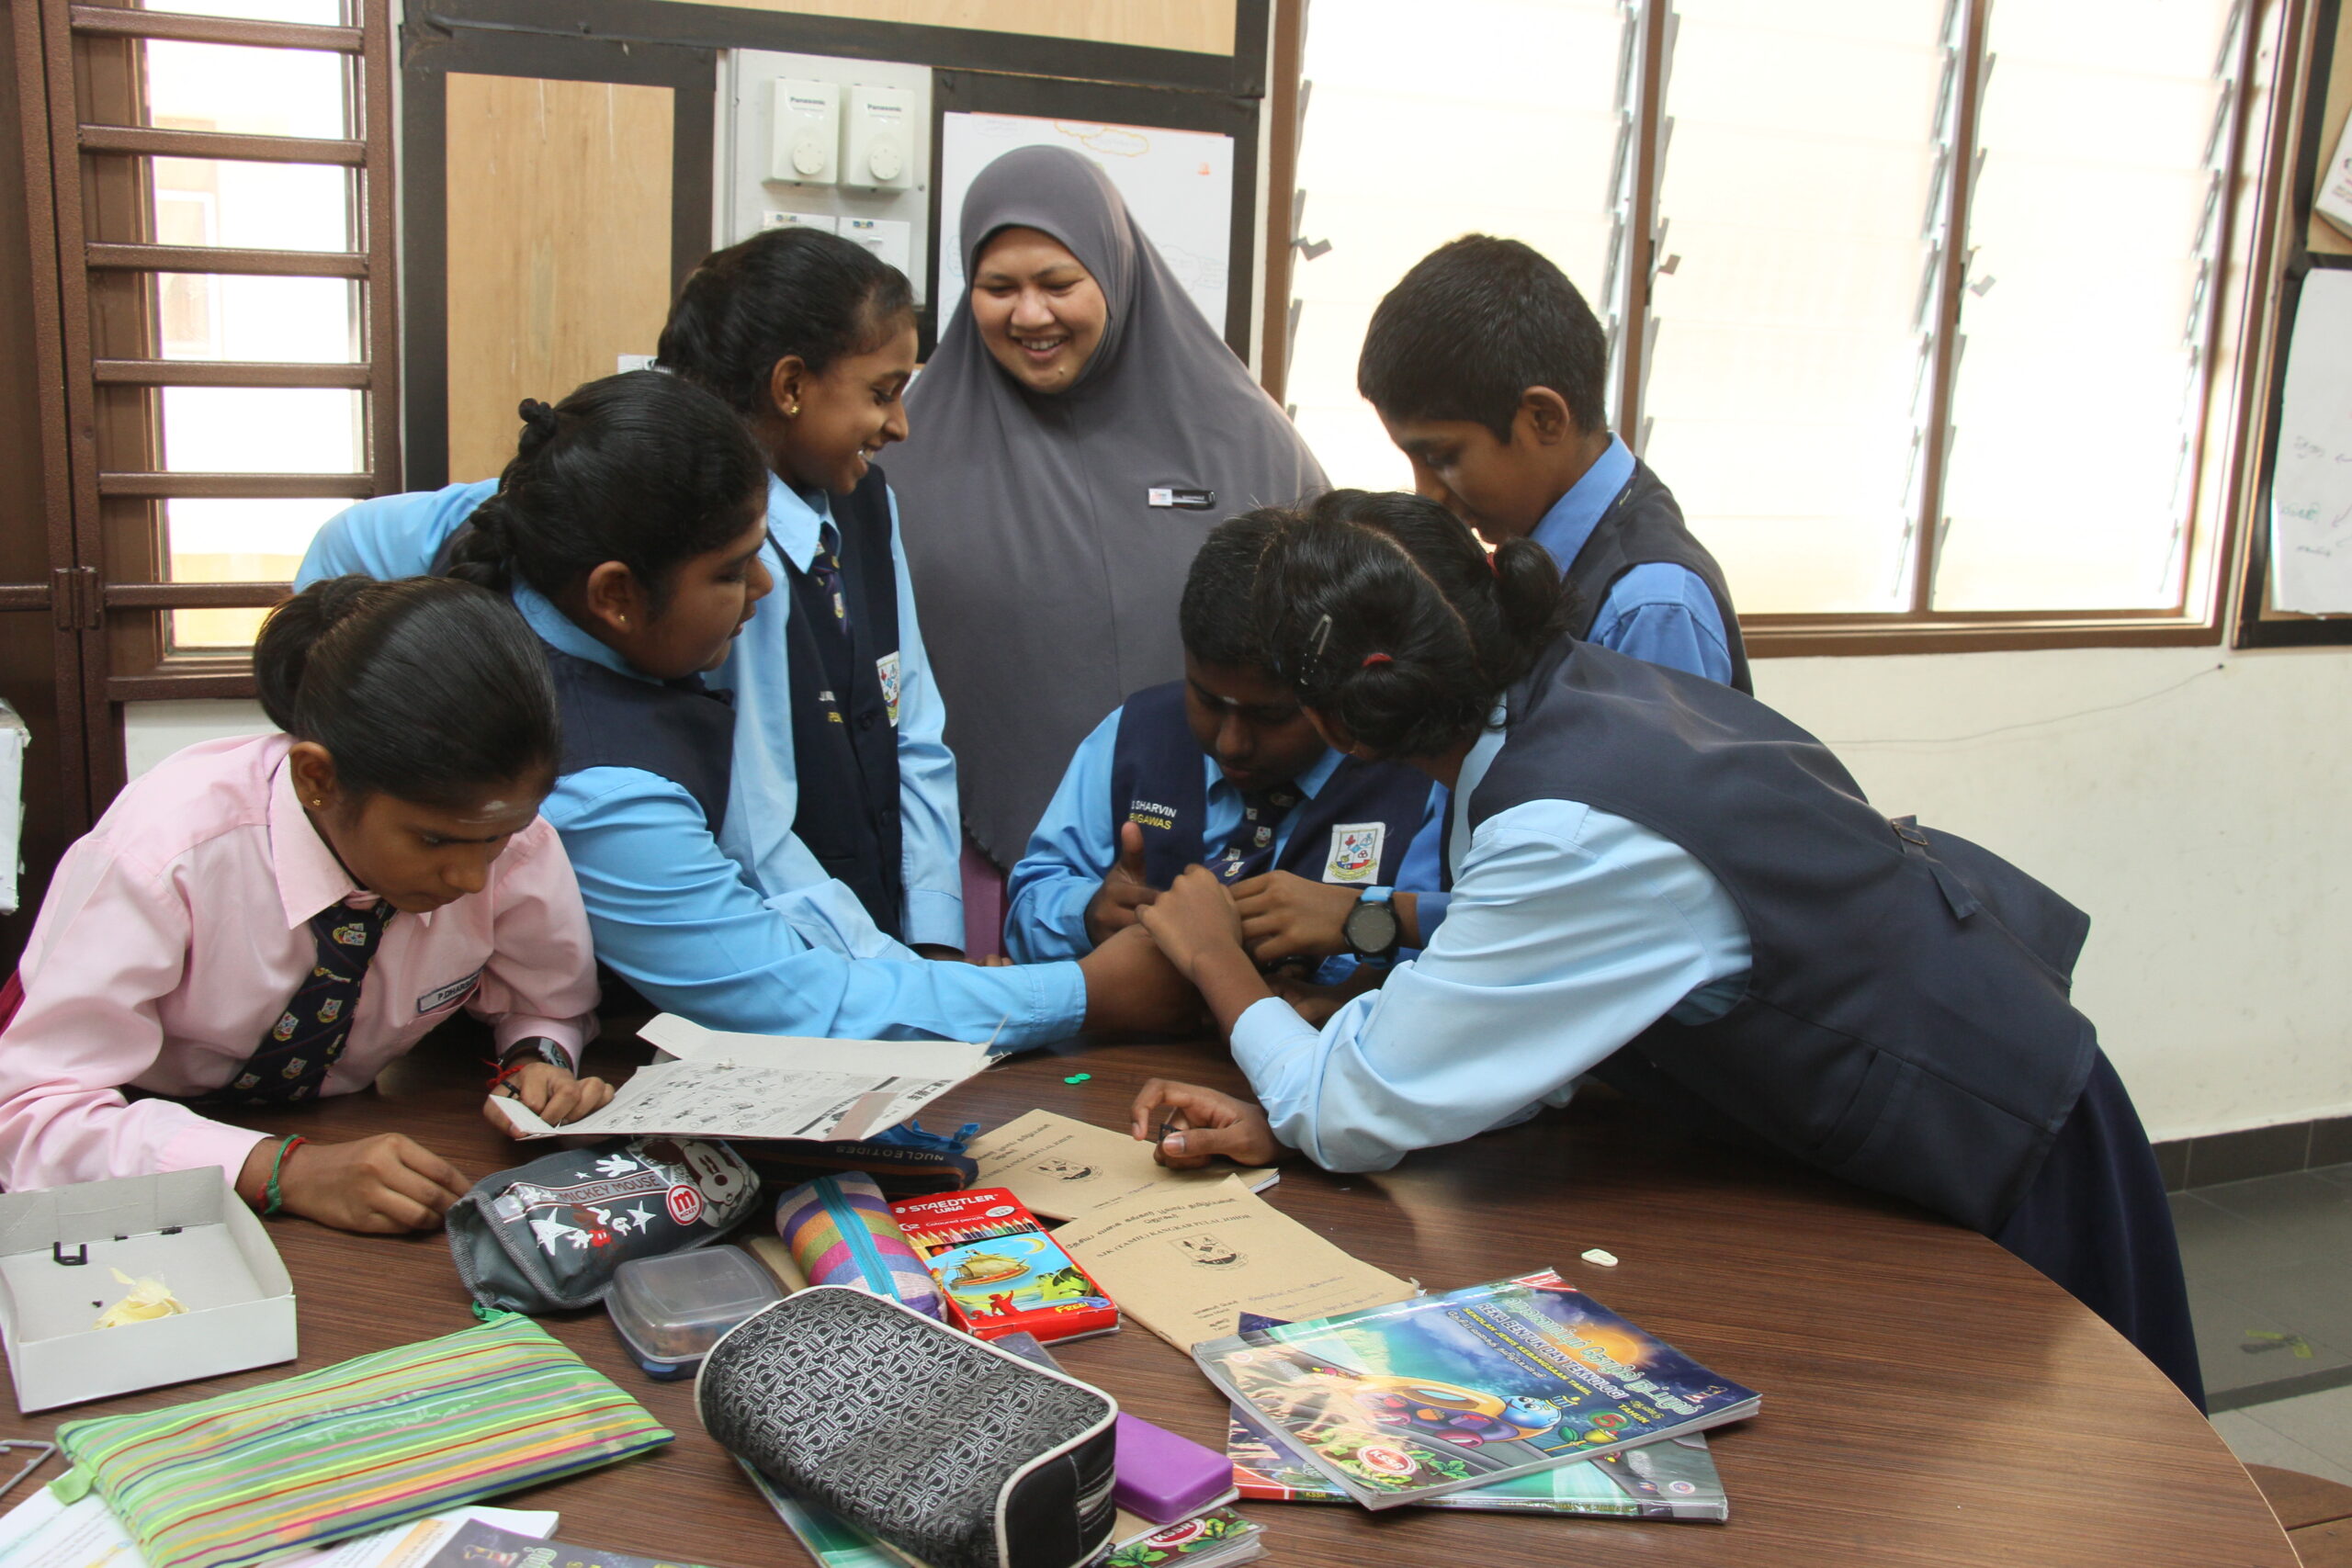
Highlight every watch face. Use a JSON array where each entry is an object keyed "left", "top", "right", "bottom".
[{"left": 1345, "top": 898, "right": 1400, "bottom": 955}]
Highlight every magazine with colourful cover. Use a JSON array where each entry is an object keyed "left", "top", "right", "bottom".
[
  {"left": 1227, "top": 1400, "right": 1727, "bottom": 1521},
  {"left": 1192, "top": 1271, "right": 1759, "bottom": 1509}
]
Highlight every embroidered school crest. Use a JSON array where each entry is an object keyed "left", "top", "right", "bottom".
[
  {"left": 271, "top": 1011, "right": 298, "bottom": 1042},
  {"left": 1325, "top": 822, "right": 1385, "bottom": 885},
  {"left": 876, "top": 651, "right": 902, "bottom": 728},
  {"left": 332, "top": 921, "right": 369, "bottom": 947},
  {"left": 315, "top": 998, "right": 343, "bottom": 1023}
]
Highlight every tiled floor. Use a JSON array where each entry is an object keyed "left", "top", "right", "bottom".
[{"left": 2177, "top": 1164, "right": 2352, "bottom": 1480}]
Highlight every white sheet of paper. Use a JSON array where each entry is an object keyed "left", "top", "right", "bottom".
[
  {"left": 2269, "top": 268, "right": 2352, "bottom": 613},
  {"left": 0, "top": 1495, "right": 556, "bottom": 1568},
  {"left": 519, "top": 1015, "right": 992, "bottom": 1142}
]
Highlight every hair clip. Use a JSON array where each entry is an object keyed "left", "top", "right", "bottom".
[
  {"left": 1311, "top": 614, "right": 1334, "bottom": 659},
  {"left": 1360, "top": 652, "right": 1393, "bottom": 669}
]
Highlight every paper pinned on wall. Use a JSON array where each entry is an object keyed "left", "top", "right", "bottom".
[{"left": 2269, "top": 268, "right": 2352, "bottom": 615}]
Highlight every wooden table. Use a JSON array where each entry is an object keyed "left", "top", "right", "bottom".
[{"left": 0, "top": 1029, "right": 2294, "bottom": 1567}]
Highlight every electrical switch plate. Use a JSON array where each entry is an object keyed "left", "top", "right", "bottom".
[
  {"left": 762, "top": 210, "right": 840, "bottom": 233},
  {"left": 841, "top": 85, "right": 915, "bottom": 191},
  {"left": 840, "top": 216, "right": 912, "bottom": 276},
  {"left": 769, "top": 78, "right": 839, "bottom": 185}
]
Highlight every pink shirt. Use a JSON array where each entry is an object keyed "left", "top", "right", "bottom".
[{"left": 0, "top": 733, "right": 599, "bottom": 1192}]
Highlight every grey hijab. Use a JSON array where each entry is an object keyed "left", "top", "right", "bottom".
[{"left": 894, "top": 145, "right": 1327, "bottom": 869}]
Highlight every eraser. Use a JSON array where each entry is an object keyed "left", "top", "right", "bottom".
[{"left": 1113, "top": 1412, "right": 1231, "bottom": 1524}]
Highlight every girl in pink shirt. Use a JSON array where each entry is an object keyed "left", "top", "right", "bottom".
[{"left": 0, "top": 575, "right": 610, "bottom": 1234}]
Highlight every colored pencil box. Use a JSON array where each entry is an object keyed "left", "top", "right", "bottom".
[
  {"left": 49, "top": 1312, "right": 673, "bottom": 1568},
  {"left": 697, "top": 1286, "right": 1117, "bottom": 1568},
  {"left": 889, "top": 1189, "right": 1120, "bottom": 1344},
  {"left": 774, "top": 1171, "right": 944, "bottom": 1320},
  {"left": 447, "top": 1134, "right": 759, "bottom": 1314}
]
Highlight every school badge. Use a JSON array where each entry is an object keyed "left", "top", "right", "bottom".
[
  {"left": 1325, "top": 822, "right": 1385, "bottom": 885},
  {"left": 876, "top": 651, "right": 902, "bottom": 727}
]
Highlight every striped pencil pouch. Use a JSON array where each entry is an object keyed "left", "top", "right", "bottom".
[
  {"left": 49, "top": 1313, "right": 672, "bottom": 1568},
  {"left": 774, "top": 1172, "right": 944, "bottom": 1320}
]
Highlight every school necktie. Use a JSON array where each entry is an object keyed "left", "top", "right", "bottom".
[
  {"left": 1213, "top": 786, "right": 1301, "bottom": 885},
  {"left": 229, "top": 900, "right": 392, "bottom": 1107},
  {"left": 808, "top": 523, "right": 849, "bottom": 630}
]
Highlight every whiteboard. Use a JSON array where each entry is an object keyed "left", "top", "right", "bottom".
[
  {"left": 2270, "top": 268, "right": 2352, "bottom": 614},
  {"left": 935, "top": 111, "right": 1234, "bottom": 334}
]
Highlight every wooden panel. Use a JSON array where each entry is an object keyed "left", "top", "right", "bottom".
[
  {"left": 641, "top": 0, "right": 1237, "bottom": 55},
  {"left": 2312, "top": 2, "right": 2352, "bottom": 254},
  {"left": 443, "top": 74, "right": 673, "bottom": 483}
]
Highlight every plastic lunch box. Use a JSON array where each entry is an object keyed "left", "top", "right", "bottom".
[{"left": 606, "top": 1246, "right": 785, "bottom": 1380}]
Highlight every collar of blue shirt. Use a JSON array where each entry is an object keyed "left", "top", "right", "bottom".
[
  {"left": 1204, "top": 741, "right": 1346, "bottom": 807},
  {"left": 512, "top": 581, "right": 656, "bottom": 685},
  {"left": 1529, "top": 433, "right": 1635, "bottom": 576},
  {"left": 764, "top": 472, "right": 838, "bottom": 572}
]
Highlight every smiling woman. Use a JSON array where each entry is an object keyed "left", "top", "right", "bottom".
[{"left": 892, "top": 145, "right": 1329, "bottom": 873}]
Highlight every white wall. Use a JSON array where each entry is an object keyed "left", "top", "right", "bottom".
[
  {"left": 1754, "top": 642, "right": 2352, "bottom": 1144},
  {"left": 122, "top": 700, "right": 271, "bottom": 782}
]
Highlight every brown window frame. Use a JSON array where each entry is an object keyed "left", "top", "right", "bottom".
[
  {"left": 12, "top": 0, "right": 398, "bottom": 818},
  {"left": 1265, "top": 0, "right": 2304, "bottom": 658}
]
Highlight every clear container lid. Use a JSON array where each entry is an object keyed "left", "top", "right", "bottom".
[{"left": 606, "top": 1247, "right": 783, "bottom": 1367}]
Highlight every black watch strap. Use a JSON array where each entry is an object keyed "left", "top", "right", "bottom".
[{"left": 498, "top": 1035, "right": 573, "bottom": 1073}]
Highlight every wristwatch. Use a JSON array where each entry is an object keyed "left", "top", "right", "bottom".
[
  {"left": 1340, "top": 887, "right": 1403, "bottom": 969},
  {"left": 498, "top": 1036, "right": 573, "bottom": 1074}
]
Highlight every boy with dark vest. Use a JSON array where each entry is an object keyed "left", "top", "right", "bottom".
[
  {"left": 1358, "top": 233, "right": 1749, "bottom": 694},
  {"left": 1003, "top": 514, "right": 1443, "bottom": 971}
]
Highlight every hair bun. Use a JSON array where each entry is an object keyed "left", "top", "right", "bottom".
[{"left": 515, "top": 398, "right": 560, "bottom": 455}]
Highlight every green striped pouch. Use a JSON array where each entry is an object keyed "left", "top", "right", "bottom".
[{"left": 49, "top": 1312, "right": 673, "bottom": 1568}]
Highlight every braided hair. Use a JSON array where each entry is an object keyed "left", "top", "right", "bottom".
[{"left": 1249, "top": 490, "right": 1570, "bottom": 759}]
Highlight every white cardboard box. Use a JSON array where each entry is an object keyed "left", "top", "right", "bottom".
[{"left": 0, "top": 1169, "right": 295, "bottom": 1413}]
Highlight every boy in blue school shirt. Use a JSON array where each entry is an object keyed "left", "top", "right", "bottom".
[
  {"left": 1358, "top": 232, "right": 1750, "bottom": 693},
  {"left": 1004, "top": 513, "right": 1444, "bottom": 976},
  {"left": 1230, "top": 235, "right": 1757, "bottom": 969}
]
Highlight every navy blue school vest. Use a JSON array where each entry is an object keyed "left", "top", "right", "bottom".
[
  {"left": 1107, "top": 680, "right": 1430, "bottom": 888},
  {"left": 1464, "top": 640, "right": 2095, "bottom": 1234},
  {"left": 1563, "top": 459, "right": 1751, "bottom": 694},
  {"left": 780, "top": 468, "right": 906, "bottom": 942},
  {"left": 543, "top": 647, "right": 736, "bottom": 829}
]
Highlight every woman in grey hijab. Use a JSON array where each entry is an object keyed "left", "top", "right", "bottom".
[{"left": 893, "top": 145, "right": 1327, "bottom": 873}]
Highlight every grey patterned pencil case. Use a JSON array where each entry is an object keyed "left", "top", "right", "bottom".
[{"left": 696, "top": 1286, "right": 1117, "bottom": 1568}]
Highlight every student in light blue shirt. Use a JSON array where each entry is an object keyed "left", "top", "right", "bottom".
[
  {"left": 1124, "top": 490, "right": 2201, "bottom": 1408},
  {"left": 299, "top": 228, "right": 964, "bottom": 962},
  {"left": 1358, "top": 234, "right": 1747, "bottom": 692},
  {"left": 1004, "top": 513, "right": 1442, "bottom": 973},
  {"left": 435, "top": 371, "right": 1193, "bottom": 1046}
]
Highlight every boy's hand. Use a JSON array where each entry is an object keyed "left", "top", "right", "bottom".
[
  {"left": 1270, "top": 966, "right": 1380, "bottom": 1027},
  {"left": 488, "top": 1062, "right": 616, "bottom": 1136},
  {"left": 1134, "top": 865, "right": 1247, "bottom": 982},
  {"left": 1079, "top": 925, "right": 1206, "bottom": 1036},
  {"left": 1084, "top": 821, "right": 1159, "bottom": 946},
  {"left": 1127, "top": 1078, "right": 1282, "bottom": 1168},
  {"left": 243, "top": 1134, "right": 471, "bottom": 1234},
  {"left": 1230, "top": 871, "right": 1363, "bottom": 963}
]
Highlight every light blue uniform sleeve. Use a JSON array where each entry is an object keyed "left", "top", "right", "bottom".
[
  {"left": 1001, "top": 709, "right": 1125, "bottom": 964},
  {"left": 544, "top": 764, "right": 1087, "bottom": 1048},
  {"left": 1229, "top": 800, "right": 1751, "bottom": 1172},
  {"left": 885, "top": 489, "right": 966, "bottom": 951},
  {"left": 293, "top": 480, "right": 497, "bottom": 588},
  {"left": 1588, "top": 562, "right": 1736, "bottom": 685}
]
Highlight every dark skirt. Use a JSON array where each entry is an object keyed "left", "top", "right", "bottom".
[{"left": 1993, "top": 1050, "right": 2204, "bottom": 1410}]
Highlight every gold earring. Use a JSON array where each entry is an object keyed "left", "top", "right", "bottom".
[
  {"left": 617, "top": 615, "right": 628, "bottom": 627},
  {"left": 785, "top": 402, "right": 800, "bottom": 418},
  {"left": 309, "top": 797, "right": 322, "bottom": 808}
]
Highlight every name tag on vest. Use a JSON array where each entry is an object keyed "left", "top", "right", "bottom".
[
  {"left": 416, "top": 967, "right": 483, "bottom": 1015},
  {"left": 1324, "top": 823, "right": 1385, "bottom": 885},
  {"left": 876, "top": 652, "right": 901, "bottom": 727},
  {"left": 1148, "top": 487, "right": 1216, "bottom": 510}
]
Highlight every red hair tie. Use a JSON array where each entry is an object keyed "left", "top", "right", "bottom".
[{"left": 1361, "top": 652, "right": 1393, "bottom": 669}]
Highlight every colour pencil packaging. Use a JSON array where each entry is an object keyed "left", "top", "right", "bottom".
[{"left": 888, "top": 1187, "right": 1120, "bottom": 1344}]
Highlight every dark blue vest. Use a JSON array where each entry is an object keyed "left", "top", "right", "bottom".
[
  {"left": 780, "top": 468, "right": 906, "bottom": 941},
  {"left": 1565, "top": 459, "right": 1751, "bottom": 694},
  {"left": 1464, "top": 640, "right": 2095, "bottom": 1234},
  {"left": 1107, "top": 680, "right": 1430, "bottom": 888},
  {"left": 543, "top": 648, "right": 736, "bottom": 831}
]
